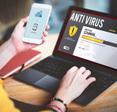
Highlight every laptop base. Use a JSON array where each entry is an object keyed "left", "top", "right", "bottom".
[{"left": 14, "top": 54, "right": 117, "bottom": 106}]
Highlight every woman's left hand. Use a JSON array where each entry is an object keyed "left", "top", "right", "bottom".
[{"left": 10, "top": 17, "right": 49, "bottom": 53}]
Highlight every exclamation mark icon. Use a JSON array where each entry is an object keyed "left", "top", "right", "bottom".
[
  {"left": 69, "top": 26, "right": 78, "bottom": 37},
  {"left": 71, "top": 28, "right": 74, "bottom": 35}
]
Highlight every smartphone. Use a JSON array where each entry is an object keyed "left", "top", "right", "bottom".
[{"left": 23, "top": 3, "right": 52, "bottom": 44}]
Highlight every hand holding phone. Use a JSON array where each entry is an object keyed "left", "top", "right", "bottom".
[{"left": 23, "top": 3, "right": 52, "bottom": 44}]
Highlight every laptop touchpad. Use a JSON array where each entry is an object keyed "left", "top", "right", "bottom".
[{"left": 34, "top": 75, "right": 60, "bottom": 93}]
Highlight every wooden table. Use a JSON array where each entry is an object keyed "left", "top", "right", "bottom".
[{"left": 4, "top": 34, "right": 117, "bottom": 112}]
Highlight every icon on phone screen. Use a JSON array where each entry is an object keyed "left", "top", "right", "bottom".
[
  {"left": 32, "top": 23, "right": 38, "bottom": 32},
  {"left": 35, "top": 10, "right": 43, "bottom": 17}
]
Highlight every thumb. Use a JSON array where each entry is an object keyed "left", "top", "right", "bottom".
[{"left": 17, "top": 16, "right": 29, "bottom": 28}]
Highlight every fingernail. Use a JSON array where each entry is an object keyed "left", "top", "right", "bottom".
[
  {"left": 80, "top": 66, "right": 86, "bottom": 71},
  {"left": 93, "top": 77, "right": 96, "bottom": 81},
  {"left": 73, "top": 66, "right": 78, "bottom": 69}
]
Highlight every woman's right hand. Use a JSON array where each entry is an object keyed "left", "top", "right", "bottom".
[{"left": 55, "top": 66, "right": 96, "bottom": 105}]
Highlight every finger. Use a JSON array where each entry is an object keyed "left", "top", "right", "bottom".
[
  {"left": 86, "top": 77, "right": 96, "bottom": 86},
  {"left": 41, "top": 31, "right": 48, "bottom": 44},
  {"left": 82, "top": 70, "right": 91, "bottom": 79},
  {"left": 42, "top": 36, "right": 46, "bottom": 43},
  {"left": 64, "top": 66, "right": 78, "bottom": 84},
  {"left": 17, "top": 16, "right": 29, "bottom": 28},
  {"left": 66, "top": 66, "right": 78, "bottom": 76},
  {"left": 43, "top": 31, "right": 48, "bottom": 37},
  {"left": 45, "top": 25, "right": 50, "bottom": 31},
  {"left": 68, "top": 66, "right": 78, "bottom": 72},
  {"left": 76, "top": 66, "right": 86, "bottom": 76}
]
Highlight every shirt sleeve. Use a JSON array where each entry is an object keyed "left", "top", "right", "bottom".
[{"left": 0, "top": 79, "right": 20, "bottom": 112}]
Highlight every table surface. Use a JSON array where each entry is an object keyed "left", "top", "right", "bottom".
[{"left": 4, "top": 34, "right": 117, "bottom": 112}]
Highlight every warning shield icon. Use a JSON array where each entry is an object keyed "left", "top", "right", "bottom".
[{"left": 69, "top": 26, "right": 78, "bottom": 37}]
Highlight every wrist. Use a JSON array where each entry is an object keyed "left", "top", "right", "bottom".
[
  {"left": 10, "top": 36, "right": 24, "bottom": 53},
  {"left": 55, "top": 90, "right": 72, "bottom": 105},
  {"left": 48, "top": 100, "right": 66, "bottom": 112}
]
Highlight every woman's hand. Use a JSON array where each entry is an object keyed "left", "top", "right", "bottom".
[
  {"left": 55, "top": 66, "right": 96, "bottom": 105},
  {"left": 10, "top": 17, "right": 49, "bottom": 53},
  {"left": 0, "top": 17, "right": 49, "bottom": 69}
]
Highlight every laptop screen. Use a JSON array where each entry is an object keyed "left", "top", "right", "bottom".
[{"left": 57, "top": 7, "right": 117, "bottom": 69}]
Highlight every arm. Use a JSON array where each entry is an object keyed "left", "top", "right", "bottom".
[
  {"left": 0, "top": 17, "right": 29, "bottom": 69},
  {"left": 55, "top": 66, "right": 96, "bottom": 105},
  {"left": 0, "top": 39, "right": 17, "bottom": 69},
  {"left": 0, "top": 17, "right": 49, "bottom": 69}
]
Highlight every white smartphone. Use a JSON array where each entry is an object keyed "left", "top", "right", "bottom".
[{"left": 23, "top": 3, "right": 52, "bottom": 44}]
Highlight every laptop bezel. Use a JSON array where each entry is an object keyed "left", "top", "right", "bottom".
[{"left": 53, "top": 6, "right": 117, "bottom": 72}]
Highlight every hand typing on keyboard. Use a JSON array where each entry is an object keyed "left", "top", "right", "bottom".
[{"left": 55, "top": 66, "right": 96, "bottom": 105}]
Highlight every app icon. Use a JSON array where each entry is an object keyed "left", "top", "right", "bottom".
[
  {"left": 35, "top": 10, "right": 42, "bottom": 17},
  {"left": 32, "top": 23, "right": 38, "bottom": 32},
  {"left": 63, "top": 46, "right": 70, "bottom": 50},
  {"left": 69, "top": 25, "right": 78, "bottom": 37}
]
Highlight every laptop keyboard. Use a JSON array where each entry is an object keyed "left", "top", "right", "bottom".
[
  {"left": 32, "top": 56, "right": 115, "bottom": 82},
  {"left": 32, "top": 57, "right": 116, "bottom": 88},
  {"left": 32, "top": 56, "right": 116, "bottom": 105},
  {"left": 32, "top": 57, "right": 74, "bottom": 78}
]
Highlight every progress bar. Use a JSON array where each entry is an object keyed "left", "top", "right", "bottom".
[{"left": 82, "top": 35, "right": 117, "bottom": 47}]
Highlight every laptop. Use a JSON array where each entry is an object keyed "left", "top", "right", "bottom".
[{"left": 14, "top": 6, "right": 117, "bottom": 105}]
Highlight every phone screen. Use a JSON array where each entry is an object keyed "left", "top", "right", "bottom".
[{"left": 24, "top": 6, "right": 50, "bottom": 40}]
